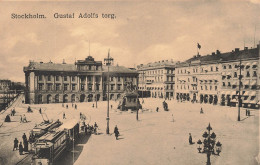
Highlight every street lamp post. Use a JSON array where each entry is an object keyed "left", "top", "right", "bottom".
[
  {"left": 104, "top": 49, "right": 113, "bottom": 134},
  {"left": 197, "top": 123, "right": 222, "bottom": 165},
  {"left": 236, "top": 57, "right": 243, "bottom": 121}
]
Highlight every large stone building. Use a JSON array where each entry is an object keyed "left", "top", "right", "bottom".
[
  {"left": 137, "top": 60, "right": 177, "bottom": 99},
  {"left": 175, "top": 45, "right": 260, "bottom": 109},
  {"left": 23, "top": 56, "right": 138, "bottom": 104}
]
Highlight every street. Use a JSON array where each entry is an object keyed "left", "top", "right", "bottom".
[{"left": 0, "top": 97, "right": 259, "bottom": 165}]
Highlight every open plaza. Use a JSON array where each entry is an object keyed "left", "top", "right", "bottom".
[{"left": 0, "top": 96, "right": 259, "bottom": 165}]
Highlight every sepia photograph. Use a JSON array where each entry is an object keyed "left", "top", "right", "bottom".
[{"left": 0, "top": 0, "right": 259, "bottom": 165}]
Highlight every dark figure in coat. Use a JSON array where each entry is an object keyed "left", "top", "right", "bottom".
[
  {"left": 19, "top": 142, "right": 23, "bottom": 155},
  {"left": 4, "top": 115, "right": 11, "bottom": 122},
  {"left": 39, "top": 108, "right": 42, "bottom": 114},
  {"left": 22, "top": 133, "right": 27, "bottom": 143},
  {"left": 114, "top": 125, "right": 119, "bottom": 140},
  {"left": 13, "top": 138, "right": 18, "bottom": 151},
  {"left": 189, "top": 133, "right": 193, "bottom": 144},
  {"left": 156, "top": 107, "right": 159, "bottom": 112},
  {"left": 23, "top": 139, "right": 29, "bottom": 152},
  {"left": 75, "top": 104, "right": 77, "bottom": 109}
]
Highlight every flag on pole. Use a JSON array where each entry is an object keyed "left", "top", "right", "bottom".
[{"left": 197, "top": 43, "right": 201, "bottom": 49}]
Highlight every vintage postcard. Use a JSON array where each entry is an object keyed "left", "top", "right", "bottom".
[{"left": 0, "top": 1, "right": 259, "bottom": 165}]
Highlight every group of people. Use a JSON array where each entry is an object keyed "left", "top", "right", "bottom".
[
  {"left": 4, "top": 108, "right": 17, "bottom": 122},
  {"left": 83, "top": 122, "right": 99, "bottom": 135},
  {"left": 13, "top": 133, "right": 30, "bottom": 155},
  {"left": 10, "top": 108, "right": 16, "bottom": 116},
  {"left": 20, "top": 114, "right": 28, "bottom": 123},
  {"left": 62, "top": 103, "right": 78, "bottom": 110}
]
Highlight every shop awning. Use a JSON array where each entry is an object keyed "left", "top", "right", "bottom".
[
  {"left": 249, "top": 91, "right": 256, "bottom": 96},
  {"left": 226, "top": 91, "right": 232, "bottom": 95},
  {"left": 243, "top": 80, "right": 250, "bottom": 86},
  {"left": 231, "top": 99, "right": 238, "bottom": 102},
  {"left": 243, "top": 91, "right": 250, "bottom": 95},
  {"left": 252, "top": 61, "right": 258, "bottom": 66},
  {"left": 251, "top": 80, "right": 257, "bottom": 86},
  {"left": 245, "top": 63, "right": 251, "bottom": 68},
  {"left": 250, "top": 100, "right": 257, "bottom": 104},
  {"left": 231, "top": 91, "right": 237, "bottom": 95},
  {"left": 232, "top": 81, "right": 238, "bottom": 86}
]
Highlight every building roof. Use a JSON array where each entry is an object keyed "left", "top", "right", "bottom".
[
  {"left": 24, "top": 61, "right": 138, "bottom": 74},
  {"left": 177, "top": 46, "right": 259, "bottom": 67},
  {"left": 137, "top": 60, "right": 177, "bottom": 70},
  {"left": 24, "top": 62, "right": 77, "bottom": 72},
  {"left": 103, "top": 65, "right": 138, "bottom": 74}
]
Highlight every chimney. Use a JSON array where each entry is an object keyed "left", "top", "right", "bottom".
[
  {"left": 235, "top": 48, "right": 240, "bottom": 52},
  {"left": 216, "top": 50, "right": 220, "bottom": 55},
  {"left": 212, "top": 52, "right": 216, "bottom": 56}
]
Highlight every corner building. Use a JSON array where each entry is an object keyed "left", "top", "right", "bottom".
[
  {"left": 175, "top": 45, "right": 260, "bottom": 109},
  {"left": 137, "top": 60, "right": 176, "bottom": 99},
  {"left": 23, "top": 56, "right": 138, "bottom": 104}
]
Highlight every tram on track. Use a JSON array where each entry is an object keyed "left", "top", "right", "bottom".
[{"left": 31, "top": 119, "right": 80, "bottom": 165}]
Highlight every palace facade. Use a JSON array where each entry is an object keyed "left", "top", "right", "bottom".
[
  {"left": 175, "top": 45, "right": 260, "bottom": 109},
  {"left": 23, "top": 56, "right": 138, "bottom": 104},
  {"left": 137, "top": 60, "right": 177, "bottom": 99}
]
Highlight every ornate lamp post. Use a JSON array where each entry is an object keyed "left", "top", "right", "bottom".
[
  {"left": 104, "top": 49, "right": 113, "bottom": 134},
  {"left": 197, "top": 123, "right": 222, "bottom": 165}
]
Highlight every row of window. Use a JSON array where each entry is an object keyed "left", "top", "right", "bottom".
[
  {"left": 222, "top": 71, "right": 257, "bottom": 79},
  {"left": 177, "top": 66, "right": 219, "bottom": 75},
  {"left": 77, "top": 65, "right": 101, "bottom": 71},
  {"left": 177, "top": 85, "right": 218, "bottom": 91},
  {"left": 38, "top": 75, "right": 136, "bottom": 82},
  {"left": 222, "top": 63, "right": 257, "bottom": 70}
]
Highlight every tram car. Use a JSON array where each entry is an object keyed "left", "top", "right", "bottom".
[
  {"left": 31, "top": 119, "right": 80, "bottom": 165},
  {"left": 31, "top": 120, "right": 62, "bottom": 139},
  {"left": 117, "top": 92, "right": 142, "bottom": 111}
]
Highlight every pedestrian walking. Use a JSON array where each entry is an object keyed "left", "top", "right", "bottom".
[
  {"left": 23, "top": 115, "right": 28, "bottom": 123},
  {"left": 156, "top": 107, "right": 159, "bottom": 112},
  {"left": 39, "top": 108, "right": 42, "bottom": 114},
  {"left": 189, "top": 133, "right": 193, "bottom": 145},
  {"left": 20, "top": 115, "right": 23, "bottom": 123},
  {"left": 200, "top": 108, "right": 204, "bottom": 114},
  {"left": 248, "top": 110, "right": 250, "bottom": 116},
  {"left": 114, "top": 125, "right": 119, "bottom": 140},
  {"left": 22, "top": 133, "right": 27, "bottom": 143},
  {"left": 63, "top": 112, "right": 66, "bottom": 119},
  {"left": 92, "top": 104, "right": 94, "bottom": 108},
  {"left": 172, "top": 114, "right": 175, "bottom": 122},
  {"left": 13, "top": 138, "right": 18, "bottom": 151},
  {"left": 75, "top": 104, "right": 77, "bottom": 110},
  {"left": 19, "top": 142, "right": 23, "bottom": 155},
  {"left": 66, "top": 104, "right": 68, "bottom": 109},
  {"left": 72, "top": 103, "right": 74, "bottom": 107}
]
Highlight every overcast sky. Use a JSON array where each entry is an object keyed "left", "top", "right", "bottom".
[{"left": 0, "top": 0, "right": 259, "bottom": 82}]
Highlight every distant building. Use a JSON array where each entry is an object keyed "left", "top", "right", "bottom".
[
  {"left": 175, "top": 45, "right": 260, "bottom": 109},
  {"left": 0, "top": 80, "right": 11, "bottom": 91},
  {"left": 137, "top": 60, "right": 177, "bottom": 99},
  {"left": 23, "top": 56, "right": 138, "bottom": 104}
]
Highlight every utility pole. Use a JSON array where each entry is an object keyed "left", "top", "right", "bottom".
[
  {"left": 237, "top": 56, "right": 242, "bottom": 121},
  {"left": 104, "top": 49, "right": 113, "bottom": 134}
]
